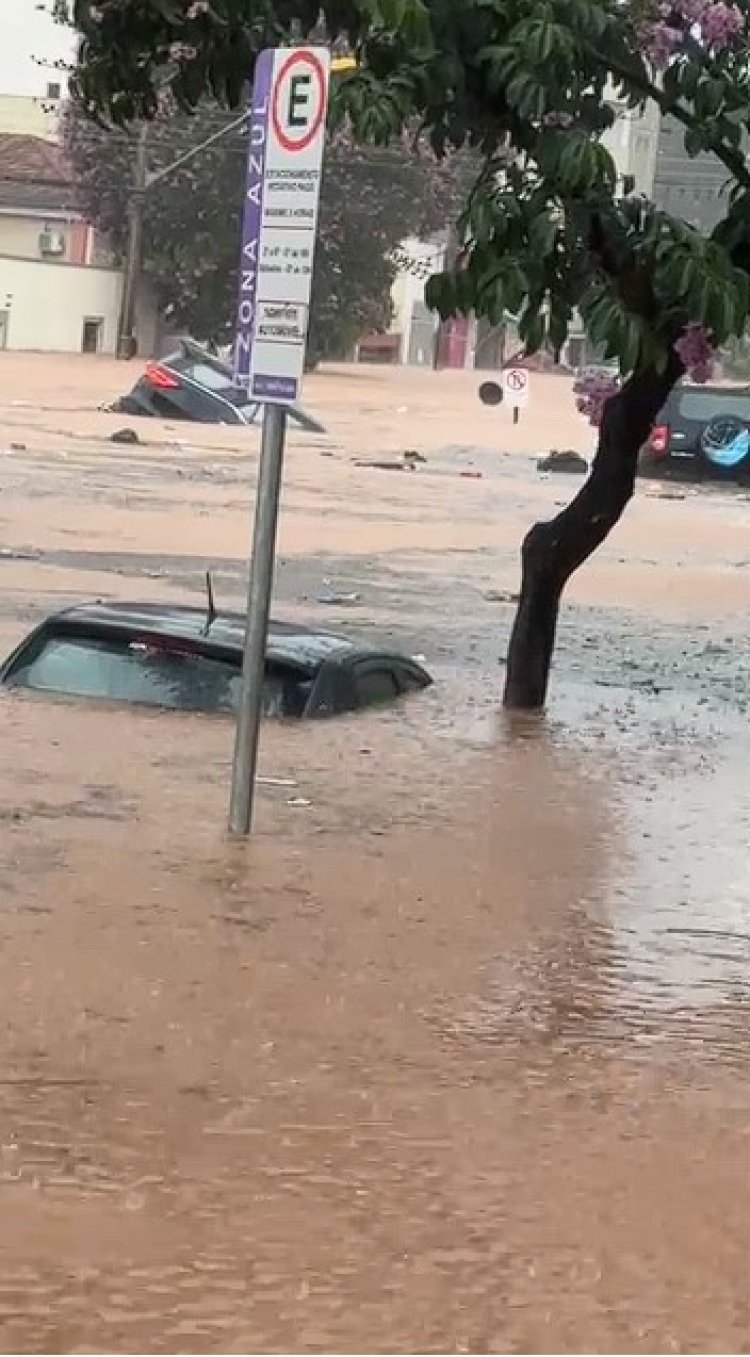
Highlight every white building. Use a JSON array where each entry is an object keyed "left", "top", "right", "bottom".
[
  {"left": 0, "top": 0, "right": 76, "bottom": 100},
  {"left": 0, "top": 128, "right": 157, "bottom": 354},
  {"left": 389, "top": 235, "right": 446, "bottom": 365},
  {"left": 0, "top": 5, "right": 158, "bottom": 355},
  {"left": 601, "top": 88, "right": 661, "bottom": 196}
]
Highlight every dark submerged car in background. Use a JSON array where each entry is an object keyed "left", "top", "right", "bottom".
[
  {"left": 0, "top": 603, "right": 432, "bottom": 720},
  {"left": 112, "top": 338, "right": 326, "bottom": 433},
  {"left": 640, "top": 382, "right": 750, "bottom": 481}
]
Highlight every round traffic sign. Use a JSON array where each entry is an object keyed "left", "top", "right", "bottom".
[
  {"left": 505, "top": 369, "right": 527, "bottom": 392},
  {"left": 271, "top": 49, "right": 328, "bottom": 153}
]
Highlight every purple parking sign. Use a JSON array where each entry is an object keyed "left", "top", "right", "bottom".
[{"left": 232, "top": 49, "right": 274, "bottom": 388}]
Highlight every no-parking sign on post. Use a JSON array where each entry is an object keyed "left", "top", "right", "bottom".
[
  {"left": 502, "top": 367, "right": 530, "bottom": 409},
  {"left": 229, "top": 47, "right": 331, "bottom": 838}
]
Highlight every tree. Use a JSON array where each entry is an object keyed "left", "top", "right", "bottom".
[
  {"left": 63, "top": 100, "right": 472, "bottom": 362},
  {"left": 60, "top": 0, "right": 750, "bottom": 707}
]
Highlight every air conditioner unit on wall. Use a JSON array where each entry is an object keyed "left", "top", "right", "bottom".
[{"left": 39, "top": 229, "right": 66, "bottom": 257}]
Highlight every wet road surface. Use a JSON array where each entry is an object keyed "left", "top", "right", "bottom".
[{"left": 0, "top": 358, "right": 748, "bottom": 1352}]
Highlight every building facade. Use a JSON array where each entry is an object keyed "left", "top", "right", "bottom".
[
  {"left": 651, "top": 115, "right": 728, "bottom": 233},
  {"left": 0, "top": 125, "right": 157, "bottom": 355},
  {"left": 0, "top": 0, "right": 76, "bottom": 101},
  {"left": 0, "top": 5, "right": 157, "bottom": 356},
  {"left": 601, "top": 89, "right": 661, "bottom": 196}
]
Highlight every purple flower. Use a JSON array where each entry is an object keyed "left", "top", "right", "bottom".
[
  {"left": 700, "top": 1, "right": 745, "bottom": 48},
  {"left": 660, "top": 0, "right": 710, "bottom": 20},
  {"left": 642, "top": 1, "right": 744, "bottom": 64},
  {"left": 573, "top": 370, "right": 620, "bottom": 426},
  {"left": 674, "top": 323, "right": 716, "bottom": 382},
  {"left": 641, "top": 20, "right": 684, "bottom": 67}
]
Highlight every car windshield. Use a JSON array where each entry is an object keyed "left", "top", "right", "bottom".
[
  {"left": 3, "top": 632, "right": 312, "bottom": 717},
  {"left": 677, "top": 389, "right": 750, "bottom": 422}
]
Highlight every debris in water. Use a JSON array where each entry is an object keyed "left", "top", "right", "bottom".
[
  {"left": 0, "top": 546, "right": 41, "bottom": 561},
  {"left": 355, "top": 450, "right": 423, "bottom": 472},
  {"left": 317, "top": 591, "right": 361, "bottom": 606},
  {"left": 111, "top": 428, "right": 141, "bottom": 445},
  {"left": 355, "top": 459, "right": 402, "bottom": 471},
  {"left": 484, "top": 588, "right": 519, "bottom": 604},
  {"left": 537, "top": 449, "right": 588, "bottom": 474}
]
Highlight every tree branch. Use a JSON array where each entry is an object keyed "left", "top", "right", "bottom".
[{"left": 598, "top": 53, "right": 750, "bottom": 192}]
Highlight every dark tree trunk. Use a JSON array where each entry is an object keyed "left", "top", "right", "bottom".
[{"left": 503, "top": 354, "right": 683, "bottom": 709}]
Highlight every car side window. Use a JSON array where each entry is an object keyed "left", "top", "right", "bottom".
[
  {"left": 184, "top": 361, "right": 232, "bottom": 393},
  {"left": 5, "top": 634, "right": 240, "bottom": 715},
  {"left": 353, "top": 663, "right": 400, "bottom": 709},
  {"left": 4, "top": 633, "right": 319, "bottom": 719}
]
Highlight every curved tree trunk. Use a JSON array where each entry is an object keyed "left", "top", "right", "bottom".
[{"left": 503, "top": 355, "right": 683, "bottom": 709}]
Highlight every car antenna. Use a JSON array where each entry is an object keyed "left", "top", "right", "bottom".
[{"left": 203, "top": 570, "right": 217, "bottom": 635}]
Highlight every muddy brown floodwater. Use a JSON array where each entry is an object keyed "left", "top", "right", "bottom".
[{"left": 0, "top": 355, "right": 749, "bottom": 1353}]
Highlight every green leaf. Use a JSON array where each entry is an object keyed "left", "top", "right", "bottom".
[
  {"left": 425, "top": 272, "right": 457, "bottom": 319},
  {"left": 683, "top": 126, "right": 707, "bottom": 158},
  {"left": 529, "top": 211, "right": 557, "bottom": 255},
  {"left": 519, "top": 307, "right": 546, "bottom": 352},
  {"left": 548, "top": 304, "right": 569, "bottom": 354}
]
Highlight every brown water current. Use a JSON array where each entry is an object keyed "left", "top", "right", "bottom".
[{"left": 0, "top": 357, "right": 748, "bottom": 1352}]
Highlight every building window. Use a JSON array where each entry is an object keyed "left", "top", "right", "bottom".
[
  {"left": 81, "top": 318, "right": 103, "bottom": 354},
  {"left": 46, "top": 82, "right": 62, "bottom": 100}
]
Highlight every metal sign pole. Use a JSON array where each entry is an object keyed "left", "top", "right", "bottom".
[
  {"left": 228, "top": 403, "right": 287, "bottom": 836},
  {"left": 227, "top": 45, "right": 330, "bottom": 836}
]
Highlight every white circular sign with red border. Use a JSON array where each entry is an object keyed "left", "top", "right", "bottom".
[
  {"left": 501, "top": 367, "right": 530, "bottom": 406},
  {"left": 271, "top": 49, "right": 329, "bottom": 153}
]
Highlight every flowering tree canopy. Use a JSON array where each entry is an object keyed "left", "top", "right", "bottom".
[
  {"left": 57, "top": 0, "right": 750, "bottom": 708},
  {"left": 58, "top": 0, "right": 750, "bottom": 381}
]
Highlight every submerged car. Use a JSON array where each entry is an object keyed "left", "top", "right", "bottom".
[
  {"left": 641, "top": 382, "right": 750, "bottom": 480},
  {"left": 0, "top": 602, "right": 432, "bottom": 720},
  {"left": 111, "top": 338, "right": 326, "bottom": 434}
]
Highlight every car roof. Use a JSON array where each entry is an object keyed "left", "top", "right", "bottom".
[
  {"left": 670, "top": 382, "right": 750, "bottom": 400},
  {"left": 50, "top": 602, "right": 358, "bottom": 670}
]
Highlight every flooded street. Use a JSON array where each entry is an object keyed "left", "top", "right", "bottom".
[{"left": 0, "top": 356, "right": 748, "bottom": 1352}]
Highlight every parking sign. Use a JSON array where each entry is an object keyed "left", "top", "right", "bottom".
[{"left": 233, "top": 47, "right": 330, "bottom": 403}]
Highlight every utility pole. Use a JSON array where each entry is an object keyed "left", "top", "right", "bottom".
[
  {"left": 114, "top": 112, "right": 250, "bottom": 360},
  {"left": 116, "top": 123, "right": 148, "bottom": 359}
]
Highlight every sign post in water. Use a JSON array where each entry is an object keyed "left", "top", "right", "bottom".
[{"left": 229, "top": 46, "right": 331, "bottom": 837}]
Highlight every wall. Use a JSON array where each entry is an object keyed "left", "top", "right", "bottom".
[
  {"left": 601, "top": 93, "right": 660, "bottom": 196},
  {"left": 0, "top": 254, "right": 157, "bottom": 354},
  {"left": 390, "top": 235, "right": 446, "bottom": 365},
  {"left": 0, "top": 213, "right": 77, "bottom": 260},
  {"left": 0, "top": 0, "right": 76, "bottom": 98},
  {"left": 652, "top": 116, "right": 728, "bottom": 234},
  {"left": 0, "top": 94, "right": 60, "bottom": 138}
]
